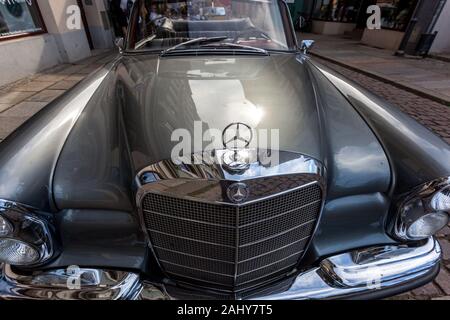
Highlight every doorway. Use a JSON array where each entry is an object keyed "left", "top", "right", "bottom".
[{"left": 77, "top": 0, "right": 94, "bottom": 50}]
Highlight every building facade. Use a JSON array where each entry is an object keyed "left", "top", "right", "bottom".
[{"left": 0, "top": 0, "right": 115, "bottom": 87}]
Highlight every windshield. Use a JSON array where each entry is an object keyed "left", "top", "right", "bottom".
[{"left": 127, "top": 0, "right": 295, "bottom": 52}]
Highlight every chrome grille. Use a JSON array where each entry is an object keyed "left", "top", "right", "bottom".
[{"left": 142, "top": 183, "right": 322, "bottom": 292}]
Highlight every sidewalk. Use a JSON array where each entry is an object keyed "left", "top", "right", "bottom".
[
  {"left": 0, "top": 50, "right": 117, "bottom": 142},
  {"left": 297, "top": 33, "right": 450, "bottom": 106}
]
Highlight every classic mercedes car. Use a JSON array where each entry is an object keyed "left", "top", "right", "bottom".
[{"left": 0, "top": 0, "right": 449, "bottom": 300}]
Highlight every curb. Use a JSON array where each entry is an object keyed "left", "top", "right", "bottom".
[
  {"left": 310, "top": 51, "right": 450, "bottom": 107},
  {"left": 429, "top": 54, "right": 450, "bottom": 63}
]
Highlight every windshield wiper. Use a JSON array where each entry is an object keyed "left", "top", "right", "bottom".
[
  {"left": 200, "top": 43, "right": 268, "bottom": 55},
  {"left": 160, "top": 37, "right": 228, "bottom": 56}
]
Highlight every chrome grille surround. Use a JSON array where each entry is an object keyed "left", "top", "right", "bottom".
[{"left": 136, "top": 150, "right": 325, "bottom": 293}]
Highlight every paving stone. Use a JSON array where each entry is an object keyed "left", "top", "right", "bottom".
[
  {"left": 64, "top": 74, "right": 86, "bottom": 81},
  {"left": 33, "top": 74, "right": 67, "bottom": 82},
  {"left": 55, "top": 64, "right": 86, "bottom": 75},
  {"left": 435, "top": 268, "right": 450, "bottom": 295},
  {"left": 432, "top": 296, "right": 450, "bottom": 300},
  {"left": 97, "top": 54, "right": 117, "bottom": 64},
  {"left": 0, "top": 103, "right": 13, "bottom": 113},
  {"left": 0, "top": 116, "right": 28, "bottom": 139},
  {"left": 387, "top": 293, "right": 416, "bottom": 300},
  {"left": 440, "top": 240, "right": 450, "bottom": 262},
  {"left": 11, "top": 81, "right": 55, "bottom": 92},
  {"left": 437, "top": 226, "right": 450, "bottom": 238},
  {"left": 78, "top": 65, "right": 102, "bottom": 75},
  {"left": 49, "top": 80, "right": 80, "bottom": 90},
  {"left": 26, "top": 90, "right": 65, "bottom": 103},
  {"left": 0, "top": 91, "right": 34, "bottom": 104},
  {"left": 411, "top": 282, "right": 442, "bottom": 297},
  {"left": 1, "top": 101, "right": 47, "bottom": 117}
]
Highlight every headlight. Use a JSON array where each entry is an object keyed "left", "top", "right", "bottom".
[
  {"left": 406, "top": 212, "right": 448, "bottom": 239},
  {"left": 0, "top": 200, "right": 54, "bottom": 266},
  {"left": 0, "top": 239, "right": 40, "bottom": 265},
  {"left": 431, "top": 186, "right": 450, "bottom": 212},
  {"left": 394, "top": 177, "right": 450, "bottom": 241}
]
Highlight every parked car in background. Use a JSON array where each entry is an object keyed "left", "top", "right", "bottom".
[{"left": 0, "top": 0, "right": 449, "bottom": 300}]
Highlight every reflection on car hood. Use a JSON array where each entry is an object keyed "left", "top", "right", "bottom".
[
  {"left": 121, "top": 54, "right": 322, "bottom": 166},
  {"left": 52, "top": 53, "right": 391, "bottom": 210}
]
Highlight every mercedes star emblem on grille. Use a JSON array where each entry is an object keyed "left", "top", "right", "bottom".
[{"left": 226, "top": 182, "right": 250, "bottom": 203}]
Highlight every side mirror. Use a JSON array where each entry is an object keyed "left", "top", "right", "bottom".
[
  {"left": 300, "top": 40, "right": 314, "bottom": 54},
  {"left": 115, "top": 37, "right": 124, "bottom": 52}
]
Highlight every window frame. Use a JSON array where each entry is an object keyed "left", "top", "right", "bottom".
[{"left": 0, "top": 0, "right": 47, "bottom": 42}]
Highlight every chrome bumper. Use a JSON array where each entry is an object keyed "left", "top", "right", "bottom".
[{"left": 0, "top": 238, "right": 441, "bottom": 300}]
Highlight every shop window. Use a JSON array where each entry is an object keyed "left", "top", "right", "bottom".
[
  {"left": 312, "top": 0, "right": 363, "bottom": 23},
  {"left": 0, "top": 0, "right": 45, "bottom": 39},
  {"left": 312, "top": 0, "right": 417, "bottom": 31},
  {"left": 377, "top": 0, "right": 417, "bottom": 31}
]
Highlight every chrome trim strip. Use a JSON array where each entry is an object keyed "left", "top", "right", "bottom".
[
  {"left": 143, "top": 209, "right": 236, "bottom": 229},
  {"left": 239, "top": 200, "right": 321, "bottom": 228},
  {"left": 154, "top": 246, "right": 235, "bottom": 264},
  {"left": 148, "top": 228, "right": 236, "bottom": 249},
  {"left": 159, "top": 260, "right": 235, "bottom": 278},
  {"left": 234, "top": 193, "right": 240, "bottom": 285},
  {"left": 214, "top": 181, "right": 321, "bottom": 207},
  {"left": 136, "top": 149, "right": 324, "bottom": 186},
  {"left": 239, "top": 220, "right": 315, "bottom": 248},
  {"left": 236, "top": 263, "right": 299, "bottom": 286},
  {"left": 140, "top": 180, "right": 322, "bottom": 207},
  {"left": 238, "top": 252, "right": 301, "bottom": 277},
  {"left": 165, "top": 271, "right": 232, "bottom": 287},
  {"left": 238, "top": 242, "right": 305, "bottom": 264}
]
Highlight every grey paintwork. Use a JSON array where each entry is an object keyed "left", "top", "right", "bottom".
[
  {"left": 49, "top": 209, "right": 147, "bottom": 270},
  {"left": 0, "top": 67, "right": 111, "bottom": 212},
  {"left": 53, "top": 53, "right": 391, "bottom": 209},
  {"left": 0, "top": 50, "right": 449, "bottom": 271},
  {"left": 315, "top": 62, "right": 450, "bottom": 196}
]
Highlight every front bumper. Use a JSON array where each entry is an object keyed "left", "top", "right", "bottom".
[{"left": 0, "top": 238, "right": 441, "bottom": 300}]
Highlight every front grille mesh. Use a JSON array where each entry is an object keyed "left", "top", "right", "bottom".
[{"left": 142, "top": 183, "right": 322, "bottom": 292}]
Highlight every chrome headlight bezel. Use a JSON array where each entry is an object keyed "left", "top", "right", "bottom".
[
  {"left": 430, "top": 185, "right": 450, "bottom": 212},
  {"left": 393, "top": 176, "right": 450, "bottom": 241},
  {"left": 0, "top": 200, "right": 54, "bottom": 266},
  {"left": 0, "top": 214, "right": 13, "bottom": 237}
]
